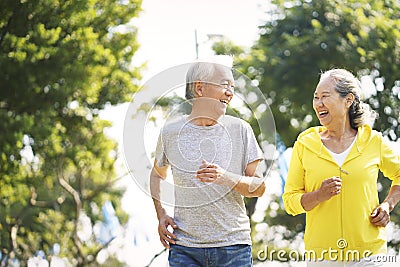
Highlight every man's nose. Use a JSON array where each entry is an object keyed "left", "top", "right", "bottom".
[{"left": 225, "top": 88, "right": 234, "bottom": 95}]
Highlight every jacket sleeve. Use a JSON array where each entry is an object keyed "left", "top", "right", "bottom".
[
  {"left": 380, "top": 137, "right": 400, "bottom": 186},
  {"left": 282, "top": 141, "right": 307, "bottom": 216}
]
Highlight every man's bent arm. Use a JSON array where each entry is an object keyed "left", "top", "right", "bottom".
[
  {"left": 229, "top": 159, "right": 265, "bottom": 197},
  {"left": 196, "top": 159, "right": 266, "bottom": 197}
]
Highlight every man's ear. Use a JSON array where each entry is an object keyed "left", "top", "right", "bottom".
[{"left": 194, "top": 81, "right": 204, "bottom": 97}]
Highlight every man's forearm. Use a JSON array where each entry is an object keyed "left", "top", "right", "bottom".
[
  {"left": 150, "top": 169, "right": 165, "bottom": 220},
  {"left": 222, "top": 171, "right": 265, "bottom": 197}
]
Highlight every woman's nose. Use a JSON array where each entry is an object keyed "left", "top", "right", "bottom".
[{"left": 314, "top": 98, "right": 323, "bottom": 106}]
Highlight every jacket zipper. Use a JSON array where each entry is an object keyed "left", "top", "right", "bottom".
[{"left": 339, "top": 167, "right": 349, "bottom": 250}]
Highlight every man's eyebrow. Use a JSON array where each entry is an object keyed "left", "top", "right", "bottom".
[{"left": 219, "top": 79, "right": 234, "bottom": 84}]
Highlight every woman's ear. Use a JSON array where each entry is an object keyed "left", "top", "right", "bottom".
[{"left": 346, "top": 93, "right": 355, "bottom": 108}]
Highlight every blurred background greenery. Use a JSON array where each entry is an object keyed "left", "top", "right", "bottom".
[
  {"left": 1, "top": 0, "right": 142, "bottom": 265},
  {"left": 1, "top": 0, "right": 400, "bottom": 266}
]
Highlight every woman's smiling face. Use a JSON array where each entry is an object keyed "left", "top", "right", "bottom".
[{"left": 313, "top": 77, "right": 349, "bottom": 127}]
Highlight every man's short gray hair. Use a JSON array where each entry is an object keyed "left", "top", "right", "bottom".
[{"left": 185, "top": 55, "right": 233, "bottom": 100}]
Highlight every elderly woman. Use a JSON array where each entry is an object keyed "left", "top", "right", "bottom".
[{"left": 283, "top": 69, "right": 400, "bottom": 266}]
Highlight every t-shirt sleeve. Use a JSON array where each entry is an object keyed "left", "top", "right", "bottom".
[
  {"left": 155, "top": 130, "right": 169, "bottom": 168},
  {"left": 243, "top": 121, "right": 264, "bottom": 165}
]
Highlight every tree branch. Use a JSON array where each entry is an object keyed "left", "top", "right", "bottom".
[
  {"left": 29, "top": 186, "right": 58, "bottom": 208},
  {"left": 84, "top": 174, "right": 126, "bottom": 201},
  {"left": 58, "top": 176, "right": 81, "bottom": 209},
  {"left": 57, "top": 170, "right": 85, "bottom": 261}
]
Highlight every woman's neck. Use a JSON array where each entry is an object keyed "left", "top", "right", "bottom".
[{"left": 322, "top": 122, "right": 357, "bottom": 141}]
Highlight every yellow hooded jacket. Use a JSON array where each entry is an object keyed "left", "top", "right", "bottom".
[{"left": 283, "top": 125, "right": 400, "bottom": 261}]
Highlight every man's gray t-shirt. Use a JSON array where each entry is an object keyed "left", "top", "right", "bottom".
[{"left": 155, "top": 115, "right": 263, "bottom": 247}]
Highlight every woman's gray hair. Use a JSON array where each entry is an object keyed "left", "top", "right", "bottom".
[
  {"left": 320, "top": 68, "right": 377, "bottom": 129},
  {"left": 185, "top": 55, "right": 233, "bottom": 100}
]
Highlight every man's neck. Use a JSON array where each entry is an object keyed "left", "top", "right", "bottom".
[
  {"left": 188, "top": 99, "right": 225, "bottom": 126},
  {"left": 187, "top": 114, "right": 220, "bottom": 126}
]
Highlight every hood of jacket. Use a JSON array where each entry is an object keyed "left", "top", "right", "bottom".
[{"left": 296, "top": 124, "right": 374, "bottom": 158}]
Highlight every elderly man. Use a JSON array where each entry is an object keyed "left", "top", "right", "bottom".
[{"left": 150, "top": 56, "right": 265, "bottom": 267}]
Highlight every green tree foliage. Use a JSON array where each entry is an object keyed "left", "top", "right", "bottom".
[
  {"left": 0, "top": 0, "right": 142, "bottom": 265},
  {"left": 250, "top": 0, "right": 399, "bottom": 146},
  {"left": 254, "top": 0, "right": 400, "bottom": 258}
]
